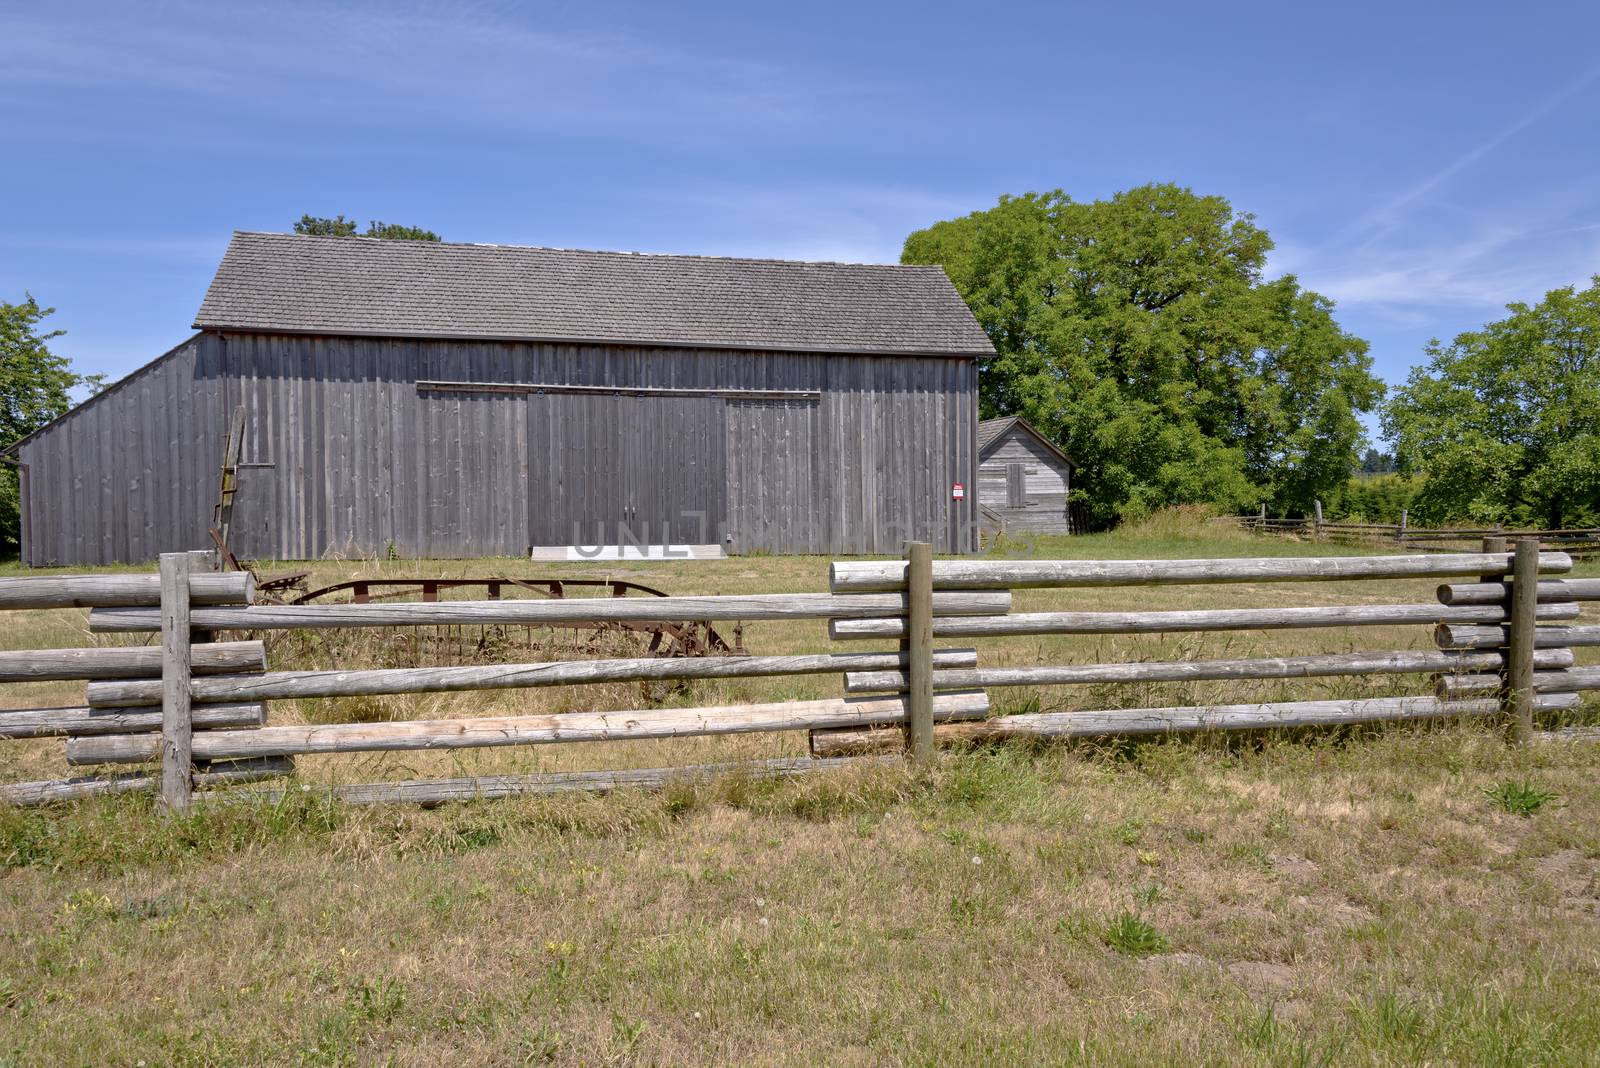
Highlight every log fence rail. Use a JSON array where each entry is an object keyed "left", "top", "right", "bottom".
[
  {"left": 816, "top": 537, "right": 1595, "bottom": 755},
  {"left": 0, "top": 538, "right": 1593, "bottom": 808},
  {"left": 1239, "top": 507, "right": 1600, "bottom": 558},
  {"left": 0, "top": 551, "right": 281, "bottom": 809}
]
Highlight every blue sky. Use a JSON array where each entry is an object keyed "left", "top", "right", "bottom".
[{"left": 4, "top": 0, "right": 1599, "bottom": 441}]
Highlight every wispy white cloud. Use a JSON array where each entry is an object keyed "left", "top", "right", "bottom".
[
  {"left": 0, "top": 0, "right": 882, "bottom": 141},
  {"left": 1341, "top": 64, "right": 1600, "bottom": 249},
  {"left": 638, "top": 181, "right": 982, "bottom": 264},
  {"left": 1274, "top": 212, "right": 1600, "bottom": 318},
  {"left": 1269, "top": 62, "right": 1600, "bottom": 322}
]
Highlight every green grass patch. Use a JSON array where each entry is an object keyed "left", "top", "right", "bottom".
[
  {"left": 1486, "top": 780, "right": 1560, "bottom": 817},
  {"left": 1102, "top": 911, "right": 1170, "bottom": 956}
]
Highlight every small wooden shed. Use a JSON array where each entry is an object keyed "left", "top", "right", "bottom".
[{"left": 976, "top": 417, "right": 1076, "bottom": 535}]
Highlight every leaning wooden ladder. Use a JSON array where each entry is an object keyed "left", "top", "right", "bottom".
[{"left": 209, "top": 405, "right": 246, "bottom": 570}]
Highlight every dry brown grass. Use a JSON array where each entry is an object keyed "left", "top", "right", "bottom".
[{"left": 0, "top": 728, "right": 1596, "bottom": 1064}]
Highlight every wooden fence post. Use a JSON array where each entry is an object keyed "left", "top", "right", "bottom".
[
  {"left": 1478, "top": 534, "right": 1507, "bottom": 576},
  {"left": 1398, "top": 509, "right": 1408, "bottom": 541},
  {"left": 1505, "top": 537, "right": 1540, "bottom": 744},
  {"left": 159, "top": 552, "right": 194, "bottom": 812},
  {"left": 904, "top": 541, "right": 935, "bottom": 764},
  {"left": 1313, "top": 499, "right": 1323, "bottom": 538},
  {"left": 1437, "top": 535, "right": 1513, "bottom": 719}
]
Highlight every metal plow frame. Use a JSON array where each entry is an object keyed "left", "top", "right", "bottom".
[{"left": 278, "top": 577, "right": 743, "bottom": 658}]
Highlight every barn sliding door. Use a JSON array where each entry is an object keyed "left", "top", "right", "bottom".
[
  {"left": 624, "top": 394, "right": 726, "bottom": 546},
  {"left": 724, "top": 398, "right": 822, "bottom": 554},
  {"left": 526, "top": 391, "right": 726, "bottom": 547},
  {"left": 417, "top": 390, "right": 530, "bottom": 557}
]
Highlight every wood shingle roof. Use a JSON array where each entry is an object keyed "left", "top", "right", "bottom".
[
  {"left": 194, "top": 232, "right": 994, "bottom": 357},
  {"left": 977, "top": 416, "right": 1077, "bottom": 469}
]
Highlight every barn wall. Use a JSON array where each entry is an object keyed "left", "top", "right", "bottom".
[
  {"left": 16, "top": 335, "right": 227, "bottom": 567},
  {"left": 978, "top": 427, "right": 1072, "bottom": 534},
  {"left": 18, "top": 332, "right": 978, "bottom": 563}
]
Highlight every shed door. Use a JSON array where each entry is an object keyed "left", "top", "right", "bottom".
[{"left": 1006, "top": 463, "right": 1027, "bottom": 508}]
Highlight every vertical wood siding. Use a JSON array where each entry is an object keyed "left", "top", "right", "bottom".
[
  {"left": 15, "top": 336, "right": 224, "bottom": 567},
  {"left": 18, "top": 332, "right": 978, "bottom": 563}
]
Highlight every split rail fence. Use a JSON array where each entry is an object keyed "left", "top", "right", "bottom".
[
  {"left": 0, "top": 540, "right": 1594, "bottom": 809},
  {"left": 1240, "top": 504, "right": 1600, "bottom": 557}
]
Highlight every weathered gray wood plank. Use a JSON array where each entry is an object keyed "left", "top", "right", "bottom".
[
  {"left": 68, "top": 691, "right": 992, "bottom": 764},
  {"left": 0, "top": 641, "right": 265, "bottom": 683},
  {"left": 87, "top": 648, "right": 979, "bottom": 707},
  {"left": 829, "top": 601, "right": 1580, "bottom": 640},
  {"left": 87, "top": 590, "right": 1012, "bottom": 632},
  {"left": 831, "top": 553, "right": 1576, "bottom": 592},
  {"left": 1435, "top": 623, "right": 1600, "bottom": 650},
  {"left": 0, "top": 759, "right": 293, "bottom": 807},
  {"left": 809, "top": 693, "right": 1585, "bottom": 755},
  {"left": 905, "top": 542, "right": 935, "bottom": 763},
  {"left": 0, "top": 572, "right": 254, "bottom": 610},
  {"left": 0, "top": 702, "right": 265, "bottom": 739},
  {"left": 1436, "top": 579, "right": 1600, "bottom": 605},
  {"left": 159, "top": 553, "right": 193, "bottom": 812},
  {"left": 212, "top": 756, "right": 890, "bottom": 806},
  {"left": 842, "top": 648, "right": 1574, "bottom": 692},
  {"left": 1435, "top": 668, "right": 1599, "bottom": 698},
  {"left": 1506, "top": 539, "right": 1543, "bottom": 742}
]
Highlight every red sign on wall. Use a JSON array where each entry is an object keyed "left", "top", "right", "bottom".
[{"left": 951, "top": 483, "right": 966, "bottom": 500}]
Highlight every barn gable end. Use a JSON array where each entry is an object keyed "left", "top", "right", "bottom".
[{"left": 5, "top": 335, "right": 228, "bottom": 567}]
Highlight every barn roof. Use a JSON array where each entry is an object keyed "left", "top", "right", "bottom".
[
  {"left": 977, "top": 416, "right": 1077, "bottom": 469},
  {"left": 193, "top": 232, "right": 994, "bottom": 357}
]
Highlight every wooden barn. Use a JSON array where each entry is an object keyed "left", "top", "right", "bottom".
[
  {"left": 976, "top": 416, "right": 1076, "bottom": 535},
  {"left": 4, "top": 232, "right": 992, "bottom": 566}
]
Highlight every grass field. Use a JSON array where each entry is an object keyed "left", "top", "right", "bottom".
[{"left": 0, "top": 514, "right": 1596, "bottom": 1064}]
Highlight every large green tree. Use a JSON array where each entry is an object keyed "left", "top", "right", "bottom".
[
  {"left": 294, "top": 214, "right": 440, "bottom": 241},
  {"left": 903, "top": 185, "right": 1381, "bottom": 527},
  {"left": 1383, "top": 278, "right": 1600, "bottom": 528},
  {"left": 1, "top": 297, "right": 103, "bottom": 552}
]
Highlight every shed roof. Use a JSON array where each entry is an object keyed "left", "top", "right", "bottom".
[
  {"left": 193, "top": 232, "right": 994, "bottom": 357},
  {"left": 977, "top": 416, "right": 1077, "bottom": 470}
]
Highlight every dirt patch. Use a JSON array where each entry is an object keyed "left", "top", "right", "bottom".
[
  {"left": 1290, "top": 894, "right": 1375, "bottom": 928},
  {"left": 1226, "top": 960, "right": 1297, "bottom": 991},
  {"left": 1270, "top": 853, "right": 1320, "bottom": 880},
  {"left": 1535, "top": 848, "right": 1600, "bottom": 914},
  {"left": 1144, "top": 951, "right": 1213, "bottom": 974}
]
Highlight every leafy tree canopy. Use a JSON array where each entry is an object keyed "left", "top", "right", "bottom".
[
  {"left": 903, "top": 184, "right": 1382, "bottom": 527},
  {"left": 365, "top": 221, "right": 440, "bottom": 241},
  {"left": 1, "top": 297, "right": 104, "bottom": 551},
  {"left": 1328, "top": 473, "right": 1416, "bottom": 524},
  {"left": 294, "top": 213, "right": 359, "bottom": 237},
  {"left": 1358, "top": 448, "right": 1398, "bottom": 475},
  {"left": 293, "top": 215, "right": 440, "bottom": 241},
  {"left": 1383, "top": 277, "right": 1600, "bottom": 528}
]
